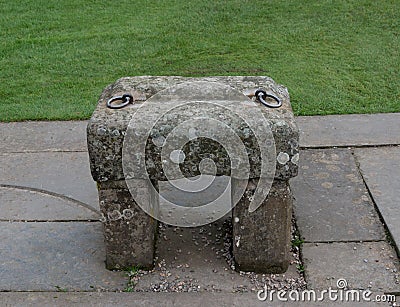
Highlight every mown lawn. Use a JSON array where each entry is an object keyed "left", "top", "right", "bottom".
[{"left": 0, "top": 0, "right": 399, "bottom": 121}]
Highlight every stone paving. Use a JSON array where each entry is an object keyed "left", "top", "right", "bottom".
[{"left": 0, "top": 113, "right": 399, "bottom": 306}]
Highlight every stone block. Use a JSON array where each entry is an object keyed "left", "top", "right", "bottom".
[
  {"left": 98, "top": 180, "right": 158, "bottom": 269},
  {"left": 87, "top": 76, "right": 299, "bottom": 183},
  {"left": 87, "top": 76, "right": 299, "bottom": 273},
  {"left": 232, "top": 180, "right": 292, "bottom": 273}
]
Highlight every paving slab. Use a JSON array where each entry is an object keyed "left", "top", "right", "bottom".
[
  {"left": 291, "top": 148, "right": 385, "bottom": 242},
  {"left": 297, "top": 113, "right": 400, "bottom": 148},
  {"left": 0, "top": 222, "right": 126, "bottom": 291},
  {"left": 354, "top": 146, "right": 400, "bottom": 252},
  {"left": 0, "top": 121, "right": 87, "bottom": 152},
  {"left": 0, "top": 292, "right": 390, "bottom": 306},
  {"left": 0, "top": 186, "right": 99, "bottom": 221},
  {"left": 0, "top": 152, "right": 99, "bottom": 211},
  {"left": 302, "top": 241, "right": 400, "bottom": 292}
]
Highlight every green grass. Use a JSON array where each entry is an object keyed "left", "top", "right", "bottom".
[
  {"left": 292, "top": 237, "right": 305, "bottom": 248},
  {"left": 1, "top": 0, "right": 399, "bottom": 121},
  {"left": 123, "top": 265, "right": 141, "bottom": 292}
]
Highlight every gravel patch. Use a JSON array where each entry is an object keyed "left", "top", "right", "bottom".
[{"left": 126, "top": 217, "right": 307, "bottom": 293}]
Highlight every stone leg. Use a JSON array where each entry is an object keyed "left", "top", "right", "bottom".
[
  {"left": 232, "top": 179, "right": 292, "bottom": 273},
  {"left": 98, "top": 180, "right": 158, "bottom": 270}
]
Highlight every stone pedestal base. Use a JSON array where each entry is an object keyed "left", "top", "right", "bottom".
[
  {"left": 98, "top": 180, "right": 157, "bottom": 270},
  {"left": 98, "top": 178, "right": 292, "bottom": 273},
  {"left": 232, "top": 179, "right": 292, "bottom": 273}
]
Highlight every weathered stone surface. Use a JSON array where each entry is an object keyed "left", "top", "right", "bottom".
[
  {"left": 0, "top": 186, "right": 99, "bottom": 221},
  {"left": 87, "top": 76, "right": 299, "bottom": 182},
  {"left": 291, "top": 148, "right": 385, "bottom": 242},
  {"left": 232, "top": 180, "right": 292, "bottom": 273},
  {"left": 354, "top": 146, "right": 400, "bottom": 253},
  {"left": 98, "top": 181, "right": 158, "bottom": 269},
  {"left": 302, "top": 242, "right": 400, "bottom": 292},
  {"left": 0, "top": 222, "right": 126, "bottom": 291},
  {"left": 120, "top": 81, "right": 276, "bottom": 181},
  {"left": 0, "top": 152, "right": 99, "bottom": 211}
]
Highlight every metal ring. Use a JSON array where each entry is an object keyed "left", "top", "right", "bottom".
[
  {"left": 255, "top": 90, "right": 282, "bottom": 108},
  {"left": 106, "top": 94, "right": 133, "bottom": 109}
]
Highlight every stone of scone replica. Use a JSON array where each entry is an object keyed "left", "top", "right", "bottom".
[{"left": 87, "top": 76, "right": 299, "bottom": 273}]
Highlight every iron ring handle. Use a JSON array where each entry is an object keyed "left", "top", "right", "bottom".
[
  {"left": 255, "top": 90, "right": 282, "bottom": 108},
  {"left": 106, "top": 94, "right": 133, "bottom": 109}
]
